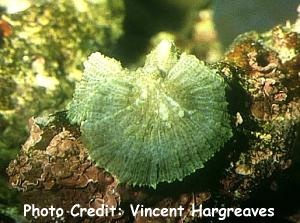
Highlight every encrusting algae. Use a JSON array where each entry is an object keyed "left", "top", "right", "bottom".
[{"left": 67, "top": 40, "right": 232, "bottom": 187}]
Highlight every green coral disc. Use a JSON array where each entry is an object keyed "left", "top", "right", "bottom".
[{"left": 68, "top": 40, "right": 232, "bottom": 188}]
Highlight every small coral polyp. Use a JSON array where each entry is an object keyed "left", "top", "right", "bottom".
[{"left": 68, "top": 40, "right": 232, "bottom": 188}]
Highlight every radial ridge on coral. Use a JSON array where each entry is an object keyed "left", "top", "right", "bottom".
[{"left": 68, "top": 40, "right": 232, "bottom": 187}]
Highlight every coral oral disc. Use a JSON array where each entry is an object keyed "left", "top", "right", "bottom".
[{"left": 68, "top": 41, "right": 232, "bottom": 187}]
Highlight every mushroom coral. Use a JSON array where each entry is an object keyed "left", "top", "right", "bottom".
[{"left": 68, "top": 41, "right": 232, "bottom": 187}]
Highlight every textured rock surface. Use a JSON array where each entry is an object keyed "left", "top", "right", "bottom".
[
  {"left": 217, "top": 24, "right": 300, "bottom": 204},
  {"left": 7, "top": 112, "right": 124, "bottom": 222}
]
